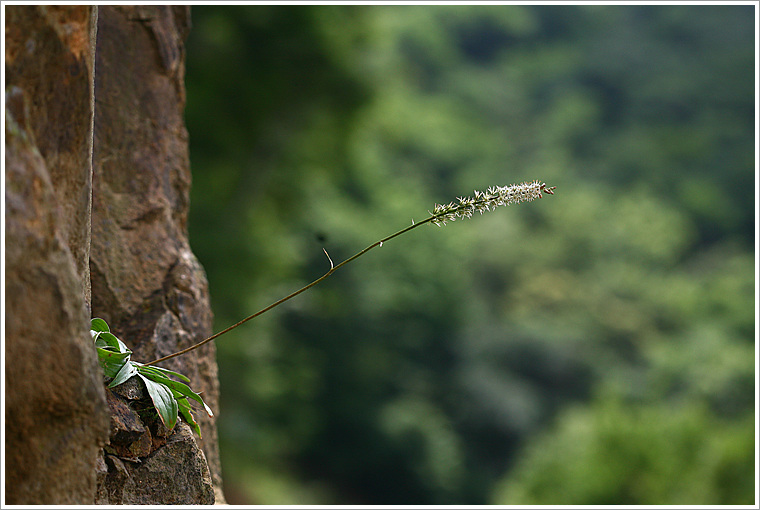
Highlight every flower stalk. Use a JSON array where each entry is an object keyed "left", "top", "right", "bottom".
[
  {"left": 144, "top": 181, "right": 555, "bottom": 366},
  {"left": 431, "top": 180, "right": 555, "bottom": 226}
]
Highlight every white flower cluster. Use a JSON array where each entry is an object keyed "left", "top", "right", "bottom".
[{"left": 430, "top": 180, "right": 555, "bottom": 226}]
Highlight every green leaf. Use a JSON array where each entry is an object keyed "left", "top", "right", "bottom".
[
  {"left": 177, "top": 397, "right": 202, "bottom": 437},
  {"left": 138, "top": 374, "right": 178, "bottom": 430},
  {"left": 134, "top": 363, "right": 191, "bottom": 383},
  {"left": 136, "top": 366, "right": 213, "bottom": 417},
  {"left": 96, "top": 347, "right": 131, "bottom": 378},
  {"left": 90, "top": 318, "right": 110, "bottom": 333},
  {"left": 95, "top": 332, "right": 119, "bottom": 350},
  {"left": 170, "top": 387, "right": 214, "bottom": 419},
  {"left": 96, "top": 346, "right": 131, "bottom": 363},
  {"left": 90, "top": 318, "right": 131, "bottom": 354},
  {"left": 95, "top": 332, "right": 130, "bottom": 354},
  {"left": 201, "top": 400, "right": 214, "bottom": 418},
  {"left": 108, "top": 360, "right": 138, "bottom": 388}
]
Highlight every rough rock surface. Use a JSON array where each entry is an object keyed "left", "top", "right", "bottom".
[
  {"left": 4, "top": 5, "right": 99, "bottom": 305},
  {"left": 5, "top": 5, "right": 223, "bottom": 504},
  {"left": 95, "top": 379, "right": 214, "bottom": 504},
  {"left": 96, "top": 421, "right": 214, "bottom": 505},
  {"left": 4, "top": 6, "right": 110, "bottom": 504},
  {"left": 91, "top": 5, "right": 224, "bottom": 502}
]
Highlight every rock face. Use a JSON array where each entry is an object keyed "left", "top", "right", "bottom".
[
  {"left": 90, "top": 6, "right": 224, "bottom": 502},
  {"left": 95, "top": 380, "right": 215, "bottom": 505},
  {"left": 96, "top": 421, "right": 214, "bottom": 505},
  {"left": 4, "top": 5, "right": 98, "bottom": 305},
  {"left": 4, "top": 6, "right": 109, "bottom": 504},
  {"left": 5, "top": 5, "right": 223, "bottom": 504}
]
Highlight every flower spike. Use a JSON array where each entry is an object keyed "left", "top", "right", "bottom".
[{"left": 430, "top": 181, "right": 555, "bottom": 226}]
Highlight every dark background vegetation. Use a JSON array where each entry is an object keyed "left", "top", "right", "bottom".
[{"left": 183, "top": 5, "right": 756, "bottom": 505}]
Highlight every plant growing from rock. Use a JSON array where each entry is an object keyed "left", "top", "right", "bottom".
[
  {"left": 91, "top": 318, "right": 212, "bottom": 437},
  {"left": 93, "top": 180, "right": 555, "bottom": 436}
]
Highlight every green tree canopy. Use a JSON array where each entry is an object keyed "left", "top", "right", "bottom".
[{"left": 185, "top": 5, "right": 755, "bottom": 504}]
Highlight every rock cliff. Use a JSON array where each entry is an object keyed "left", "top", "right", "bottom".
[{"left": 5, "top": 5, "right": 224, "bottom": 504}]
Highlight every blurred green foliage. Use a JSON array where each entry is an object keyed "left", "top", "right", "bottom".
[{"left": 184, "top": 5, "right": 755, "bottom": 505}]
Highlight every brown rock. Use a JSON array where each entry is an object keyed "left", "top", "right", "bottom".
[
  {"left": 109, "top": 374, "right": 146, "bottom": 400},
  {"left": 105, "top": 388, "right": 147, "bottom": 446},
  {"left": 4, "top": 5, "right": 98, "bottom": 305},
  {"left": 5, "top": 5, "right": 223, "bottom": 504},
  {"left": 4, "top": 6, "right": 110, "bottom": 505},
  {"left": 96, "top": 454, "right": 130, "bottom": 503},
  {"left": 95, "top": 421, "right": 215, "bottom": 505},
  {"left": 90, "top": 6, "right": 224, "bottom": 500},
  {"left": 103, "top": 388, "right": 154, "bottom": 460}
]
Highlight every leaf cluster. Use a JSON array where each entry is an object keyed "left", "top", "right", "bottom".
[{"left": 91, "top": 318, "right": 213, "bottom": 437}]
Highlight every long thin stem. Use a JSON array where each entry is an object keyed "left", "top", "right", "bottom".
[
  {"left": 144, "top": 215, "right": 437, "bottom": 366},
  {"left": 144, "top": 179, "right": 554, "bottom": 366}
]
